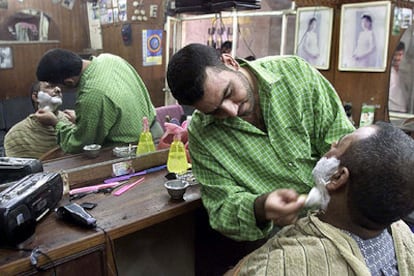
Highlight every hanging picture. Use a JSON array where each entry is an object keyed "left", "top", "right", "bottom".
[
  {"left": 0, "top": 46, "right": 13, "bottom": 69},
  {"left": 338, "top": 1, "right": 391, "bottom": 72},
  {"left": 294, "top": 6, "right": 334, "bottom": 70},
  {"left": 142, "top": 30, "right": 163, "bottom": 67},
  {"left": 62, "top": 0, "right": 76, "bottom": 10},
  {"left": 0, "top": 0, "right": 8, "bottom": 9},
  {"left": 118, "top": 0, "right": 127, "bottom": 22}
]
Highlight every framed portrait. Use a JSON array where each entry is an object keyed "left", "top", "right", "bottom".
[
  {"left": 294, "top": 6, "right": 334, "bottom": 70},
  {"left": 338, "top": 1, "right": 391, "bottom": 72},
  {"left": 62, "top": 0, "right": 75, "bottom": 10},
  {"left": 0, "top": 46, "right": 13, "bottom": 69},
  {"left": 0, "top": 0, "right": 8, "bottom": 9}
]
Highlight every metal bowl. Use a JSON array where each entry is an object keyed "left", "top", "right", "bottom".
[
  {"left": 83, "top": 144, "right": 102, "bottom": 159},
  {"left": 113, "top": 145, "right": 137, "bottom": 157},
  {"left": 164, "top": 179, "right": 190, "bottom": 200}
]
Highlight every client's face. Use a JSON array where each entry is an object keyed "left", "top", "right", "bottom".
[
  {"left": 310, "top": 126, "right": 377, "bottom": 208},
  {"left": 40, "top": 82, "right": 62, "bottom": 97},
  {"left": 37, "top": 82, "right": 63, "bottom": 112}
]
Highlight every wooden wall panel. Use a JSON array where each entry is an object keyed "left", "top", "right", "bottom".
[
  {"left": 0, "top": 0, "right": 89, "bottom": 100},
  {"left": 101, "top": 0, "right": 166, "bottom": 107}
]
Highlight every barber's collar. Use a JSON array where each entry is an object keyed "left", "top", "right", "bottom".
[{"left": 236, "top": 57, "right": 281, "bottom": 88}]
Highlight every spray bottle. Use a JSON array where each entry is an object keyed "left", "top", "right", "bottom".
[
  {"left": 167, "top": 133, "right": 188, "bottom": 175},
  {"left": 136, "top": 116, "right": 156, "bottom": 155}
]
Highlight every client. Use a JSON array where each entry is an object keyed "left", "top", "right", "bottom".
[
  {"left": 228, "top": 121, "right": 414, "bottom": 275},
  {"left": 4, "top": 81, "right": 72, "bottom": 158}
]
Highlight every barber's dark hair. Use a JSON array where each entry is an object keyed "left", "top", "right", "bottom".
[
  {"left": 339, "top": 121, "right": 414, "bottom": 227},
  {"left": 166, "top": 43, "right": 228, "bottom": 105},
  {"left": 36, "top": 48, "right": 82, "bottom": 85}
]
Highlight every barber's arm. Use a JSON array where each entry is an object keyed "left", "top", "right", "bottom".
[
  {"left": 34, "top": 109, "right": 59, "bottom": 126},
  {"left": 189, "top": 131, "right": 297, "bottom": 241},
  {"left": 254, "top": 189, "right": 305, "bottom": 228},
  {"left": 56, "top": 95, "right": 111, "bottom": 153},
  {"left": 63, "top": 109, "right": 76, "bottom": 123}
]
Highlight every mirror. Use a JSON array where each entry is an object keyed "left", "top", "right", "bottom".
[
  {"left": 388, "top": 24, "right": 414, "bottom": 130},
  {"left": 0, "top": 9, "right": 58, "bottom": 42}
]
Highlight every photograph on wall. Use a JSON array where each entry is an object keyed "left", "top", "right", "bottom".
[
  {"left": 0, "top": 0, "right": 7, "bottom": 9},
  {"left": 0, "top": 47, "right": 13, "bottom": 69},
  {"left": 294, "top": 6, "right": 333, "bottom": 70},
  {"left": 338, "top": 1, "right": 391, "bottom": 72},
  {"left": 142, "top": 29, "right": 163, "bottom": 67},
  {"left": 399, "top": 7, "right": 412, "bottom": 29},
  {"left": 62, "top": 0, "right": 76, "bottom": 10},
  {"left": 118, "top": 0, "right": 127, "bottom": 22}
]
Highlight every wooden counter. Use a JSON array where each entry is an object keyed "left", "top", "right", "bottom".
[
  {"left": 0, "top": 152, "right": 202, "bottom": 275},
  {"left": 42, "top": 146, "right": 124, "bottom": 173}
]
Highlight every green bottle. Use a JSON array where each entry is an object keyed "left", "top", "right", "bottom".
[
  {"left": 167, "top": 134, "right": 188, "bottom": 174},
  {"left": 136, "top": 117, "right": 156, "bottom": 155}
]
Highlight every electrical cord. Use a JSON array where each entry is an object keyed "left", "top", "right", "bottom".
[
  {"left": 1, "top": 228, "right": 117, "bottom": 276},
  {"left": 0, "top": 246, "right": 56, "bottom": 275},
  {"left": 97, "top": 225, "right": 119, "bottom": 276},
  {"left": 30, "top": 247, "right": 57, "bottom": 275},
  {"left": 237, "top": 23, "right": 256, "bottom": 58}
]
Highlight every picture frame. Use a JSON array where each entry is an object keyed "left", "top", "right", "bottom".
[
  {"left": 62, "top": 0, "right": 75, "bottom": 10},
  {"left": 338, "top": 1, "right": 391, "bottom": 72},
  {"left": 0, "top": 46, "right": 13, "bottom": 69},
  {"left": 294, "top": 6, "right": 334, "bottom": 70}
]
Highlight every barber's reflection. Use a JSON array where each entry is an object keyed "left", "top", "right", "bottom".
[{"left": 389, "top": 42, "right": 407, "bottom": 113}]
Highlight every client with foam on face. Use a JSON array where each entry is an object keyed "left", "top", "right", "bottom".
[
  {"left": 227, "top": 121, "right": 414, "bottom": 275},
  {"left": 4, "top": 81, "right": 73, "bottom": 159}
]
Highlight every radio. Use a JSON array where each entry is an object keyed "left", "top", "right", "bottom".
[
  {"left": 0, "top": 172, "right": 63, "bottom": 245},
  {"left": 0, "top": 157, "right": 43, "bottom": 185}
]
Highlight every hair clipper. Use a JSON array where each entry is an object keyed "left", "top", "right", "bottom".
[{"left": 56, "top": 203, "right": 97, "bottom": 228}]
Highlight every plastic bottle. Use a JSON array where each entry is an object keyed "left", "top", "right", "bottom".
[
  {"left": 136, "top": 117, "right": 156, "bottom": 155},
  {"left": 167, "top": 133, "right": 188, "bottom": 174}
]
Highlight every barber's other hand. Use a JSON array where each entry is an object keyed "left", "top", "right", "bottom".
[
  {"left": 63, "top": 109, "right": 76, "bottom": 123},
  {"left": 264, "top": 189, "right": 305, "bottom": 226},
  {"left": 34, "top": 109, "right": 58, "bottom": 127}
]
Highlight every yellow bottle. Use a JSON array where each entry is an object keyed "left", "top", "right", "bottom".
[
  {"left": 167, "top": 134, "right": 188, "bottom": 174},
  {"left": 136, "top": 117, "right": 156, "bottom": 155}
]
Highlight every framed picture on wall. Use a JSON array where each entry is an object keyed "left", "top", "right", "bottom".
[
  {"left": 338, "top": 1, "right": 391, "bottom": 72},
  {"left": 294, "top": 6, "right": 334, "bottom": 70},
  {"left": 0, "top": 46, "right": 13, "bottom": 69}
]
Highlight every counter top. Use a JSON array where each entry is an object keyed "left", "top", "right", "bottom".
[{"left": 0, "top": 168, "right": 201, "bottom": 275}]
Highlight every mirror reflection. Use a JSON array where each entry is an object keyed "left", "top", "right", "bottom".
[
  {"left": 389, "top": 24, "right": 414, "bottom": 127},
  {"left": 1, "top": 9, "right": 53, "bottom": 41}
]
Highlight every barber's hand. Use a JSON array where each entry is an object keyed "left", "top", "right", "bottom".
[
  {"left": 264, "top": 189, "right": 306, "bottom": 227},
  {"left": 63, "top": 109, "right": 76, "bottom": 123},
  {"left": 34, "top": 109, "right": 59, "bottom": 127}
]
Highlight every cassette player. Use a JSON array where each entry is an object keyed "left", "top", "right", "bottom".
[
  {"left": 0, "top": 157, "right": 43, "bottom": 185},
  {"left": 0, "top": 172, "right": 63, "bottom": 245}
]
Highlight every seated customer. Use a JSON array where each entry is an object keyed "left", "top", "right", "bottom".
[
  {"left": 4, "top": 81, "right": 72, "bottom": 158},
  {"left": 228, "top": 121, "right": 414, "bottom": 275}
]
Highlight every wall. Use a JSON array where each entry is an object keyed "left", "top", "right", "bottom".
[
  {"left": 101, "top": 0, "right": 166, "bottom": 107},
  {"left": 0, "top": 0, "right": 90, "bottom": 100}
]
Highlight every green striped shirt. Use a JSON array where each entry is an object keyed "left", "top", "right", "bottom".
[
  {"left": 56, "top": 54, "right": 156, "bottom": 153},
  {"left": 188, "top": 56, "right": 355, "bottom": 241}
]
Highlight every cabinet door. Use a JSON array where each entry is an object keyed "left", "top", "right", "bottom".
[{"left": 31, "top": 245, "right": 107, "bottom": 276}]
